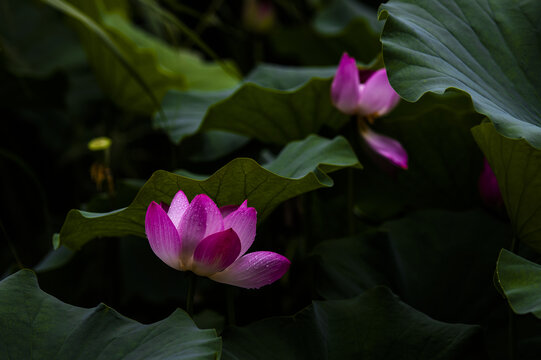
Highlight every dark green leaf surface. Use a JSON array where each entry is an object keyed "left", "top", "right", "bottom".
[
  {"left": 0, "top": 270, "right": 221, "bottom": 359},
  {"left": 495, "top": 249, "right": 541, "bottom": 319},
  {"left": 57, "top": 135, "right": 361, "bottom": 250},
  {"left": 155, "top": 65, "right": 347, "bottom": 144},
  {"left": 1, "top": 0, "right": 86, "bottom": 77},
  {"left": 379, "top": 0, "right": 541, "bottom": 148},
  {"left": 271, "top": 0, "right": 381, "bottom": 66},
  {"left": 223, "top": 287, "right": 485, "bottom": 360},
  {"left": 472, "top": 122, "right": 541, "bottom": 252},
  {"left": 313, "top": 209, "right": 509, "bottom": 322},
  {"left": 313, "top": 0, "right": 381, "bottom": 35},
  {"left": 355, "top": 92, "right": 483, "bottom": 219}
]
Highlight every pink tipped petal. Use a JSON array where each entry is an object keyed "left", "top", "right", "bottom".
[
  {"left": 168, "top": 190, "right": 190, "bottom": 228},
  {"left": 239, "top": 200, "right": 248, "bottom": 209},
  {"left": 362, "top": 129, "right": 408, "bottom": 169},
  {"left": 192, "top": 229, "right": 241, "bottom": 276},
  {"left": 224, "top": 206, "right": 257, "bottom": 257},
  {"left": 210, "top": 251, "right": 290, "bottom": 289},
  {"left": 479, "top": 158, "right": 503, "bottom": 209},
  {"left": 145, "top": 201, "right": 182, "bottom": 270},
  {"left": 331, "top": 53, "right": 362, "bottom": 115},
  {"left": 159, "top": 201, "right": 170, "bottom": 213},
  {"left": 219, "top": 200, "right": 248, "bottom": 219},
  {"left": 357, "top": 69, "right": 400, "bottom": 116},
  {"left": 178, "top": 194, "right": 224, "bottom": 265},
  {"left": 219, "top": 205, "right": 239, "bottom": 218}
]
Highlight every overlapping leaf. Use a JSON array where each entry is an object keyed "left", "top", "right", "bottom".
[
  {"left": 154, "top": 65, "right": 347, "bottom": 144},
  {"left": 472, "top": 122, "right": 541, "bottom": 252},
  {"left": 379, "top": 0, "right": 541, "bottom": 148},
  {"left": 57, "top": 135, "right": 361, "bottom": 250},
  {"left": 495, "top": 249, "right": 541, "bottom": 319},
  {"left": 223, "top": 287, "right": 485, "bottom": 360},
  {"left": 0, "top": 270, "right": 221, "bottom": 359},
  {"left": 313, "top": 209, "right": 509, "bottom": 323}
]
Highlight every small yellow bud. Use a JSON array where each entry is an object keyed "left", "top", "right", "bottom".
[{"left": 88, "top": 137, "right": 112, "bottom": 151}]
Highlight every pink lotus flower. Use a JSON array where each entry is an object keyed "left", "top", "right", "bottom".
[
  {"left": 478, "top": 158, "right": 503, "bottom": 210},
  {"left": 331, "top": 53, "right": 400, "bottom": 116},
  {"left": 331, "top": 52, "right": 407, "bottom": 170},
  {"left": 145, "top": 190, "right": 290, "bottom": 289}
]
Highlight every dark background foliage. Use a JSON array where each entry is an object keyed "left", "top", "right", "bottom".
[{"left": 1, "top": 0, "right": 540, "bottom": 359}]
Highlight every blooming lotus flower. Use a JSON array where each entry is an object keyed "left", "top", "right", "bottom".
[
  {"left": 145, "top": 190, "right": 290, "bottom": 289},
  {"left": 478, "top": 158, "right": 503, "bottom": 210},
  {"left": 331, "top": 52, "right": 401, "bottom": 117}
]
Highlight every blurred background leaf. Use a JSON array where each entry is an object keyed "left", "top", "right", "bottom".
[
  {"left": 47, "top": 0, "right": 239, "bottom": 114},
  {"left": 1, "top": 0, "right": 86, "bottom": 77},
  {"left": 270, "top": 0, "right": 381, "bottom": 66}
]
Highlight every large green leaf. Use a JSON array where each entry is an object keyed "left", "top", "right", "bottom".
[
  {"left": 472, "top": 122, "right": 541, "bottom": 252},
  {"left": 57, "top": 135, "right": 361, "bottom": 250},
  {"left": 0, "top": 269, "right": 221, "bottom": 359},
  {"left": 379, "top": 0, "right": 541, "bottom": 148},
  {"left": 313, "top": 209, "right": 509, "bottom": 323},
  {"left": 222, "top": 287, "right": 485, "bottom": 360},
  {"left": 50, "top": 0, "right": 239, "bottom": 114},
  {"left": 155, "top": 65, "right": 346, "bottom": 144},
  {"left": 495, "top": 249, "right": 541, "bottom": 319}
]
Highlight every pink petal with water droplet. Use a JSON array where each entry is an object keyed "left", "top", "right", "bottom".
[
  {"left": 192, "top": 229, "right": 241, "bottom": 276},
  {"left": 178, "top": 194, "right": 224, "bottom": 265},
  {"left": 145, "top": 201, "right": 182, "bottom": 270},
  {"left": 168, "top": 190, "right": 190, "bottom": 228},
  {"left": 210, "top": 251, "right": 290, "bottom": 289},
  {"left": 224, "top": 205, "right": 257, "bottom": 258}
]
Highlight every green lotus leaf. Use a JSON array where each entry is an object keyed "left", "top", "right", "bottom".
[
  {"left": 155, "top": 64, "right": 347, "bottom": 144},
  {"left": 57, "top": 135, "right": 361, "bottom": 250},
  {"left": 495, "top": 249, "right": 541, "bottom": 319},
  {"left": 0, "top": 269, "right": 221, "bottom": 359},
  {"left": 222, "top": 286, "right": 485, "bottom": 360},
  {"left": 379, "top": 0, "right": 541, "bottom": 148},
  {"left": 472, "top": 122, "right": 541, "bottom": 252}
]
